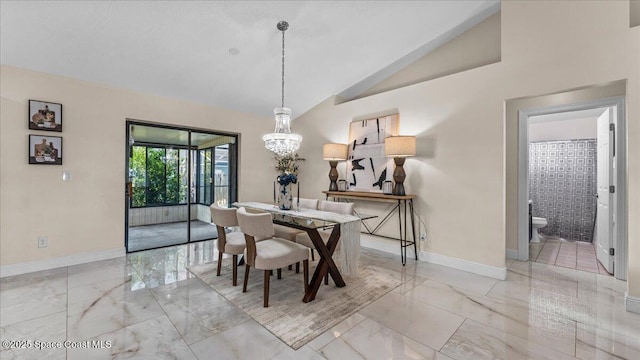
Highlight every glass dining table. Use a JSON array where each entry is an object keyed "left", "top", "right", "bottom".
[{"left": 232, "top": 201, "right": 371, "bottom": 302}]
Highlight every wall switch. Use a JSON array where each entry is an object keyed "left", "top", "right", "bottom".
[
  {"left": 62, "top": 171, "right": 72, "bottom": 181},
  {"left": 420, "top": 232, "right": 426, "bottom": 241},
  {"left": 38, "top": 236, "right": 48, "bottom": 248}
]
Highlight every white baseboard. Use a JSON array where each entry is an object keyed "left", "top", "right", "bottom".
[
  {"left": 360, "top": 234, "right": 506, "bottom": 280},
  {"left": 360, "top": 235, "right": 417, "bottom": 259},
  {"left": 420, "top": 250, "right": 507, "bottom": 280},
  {"left": 0, "top": 247, "right": 126, "bottom": 278},
  {"left": 625, "top": 292, "right": 640, "bottom": 314},
  {"left": 506, "top": 249, "right": 519, "bottom": 260}
]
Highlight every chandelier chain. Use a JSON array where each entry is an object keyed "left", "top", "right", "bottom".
[{"left": 281, "top": 27, "right": 285, "bottom": 108}]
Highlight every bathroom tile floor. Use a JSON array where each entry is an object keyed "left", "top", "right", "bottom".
[
  {"left": 530, "top": 236, "right": 611, "bottom": 275},
  {"left": 2, "top": 235, "right": 637, "bottom": 359}
]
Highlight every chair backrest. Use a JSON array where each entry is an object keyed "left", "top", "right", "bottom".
[
  {"left": 294, "top": 197, "right": 318, "bottom": 210},
  {"left": 236, "top": 207, "right": 275, "bottom": 241},
  {"left": 210, "top": 204, "right": 239, "bottom": 227},
  {"left": 318, "top": 200, "right": 355, "bottom": 215}
]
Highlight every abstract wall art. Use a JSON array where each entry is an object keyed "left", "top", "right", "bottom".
[{"left": 346, "top": 114, "right": 399, "bottom": 192}]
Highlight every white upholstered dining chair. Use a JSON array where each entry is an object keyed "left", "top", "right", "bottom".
[
  {"left": 210, "top": 204, "right": 246, "bottom": 286},
  {"left": 236, "top": 207, "right": 310, "bottom": 307},
  {"left": 295, "top": 200, "right": 355, "bottom": 259},
  {"left": 273, "top": 197, "right": 319, "bottom": 242}
]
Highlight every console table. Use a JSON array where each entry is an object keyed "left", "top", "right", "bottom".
[{"left": 323, "top": 191, "right": 418, "bottom": 265}]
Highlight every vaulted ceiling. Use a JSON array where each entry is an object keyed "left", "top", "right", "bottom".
[{"left": 1, "top": 1, "right": 499, "bottom": 119}]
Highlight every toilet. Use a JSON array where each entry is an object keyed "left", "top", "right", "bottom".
[{"left": 531, "top": 217, "right": 548, "bottom": 243}]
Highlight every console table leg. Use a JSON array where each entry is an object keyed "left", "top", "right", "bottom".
[
  {"left": 404, "top": 200, "right": 408, "bottom": 252},
  {"left": 398, "top": 200, "right": 406, "bottom": 265},
  {"left": 410, "top": 199, "right": 418, "bottom": 260}
]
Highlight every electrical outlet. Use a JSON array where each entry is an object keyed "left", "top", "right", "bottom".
[
  {"left": 420, "top": 232, "right": 426, "bottom": 241},
  {"left": 38, "top": 236, "right": 48, "bottom": 248}
]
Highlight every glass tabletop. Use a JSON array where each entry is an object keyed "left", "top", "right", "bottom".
[
  {"left": 232, "top": 202, "right": 373, "bottom": 230},
  {"left": 271, "top": 212, "right": 337, "bottom": 230}
]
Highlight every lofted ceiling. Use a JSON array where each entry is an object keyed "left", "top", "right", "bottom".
[{"left": 1, "top": 1, "right": 499, "bottom": 119}]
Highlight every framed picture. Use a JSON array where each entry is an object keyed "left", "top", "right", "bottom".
[
  {"left": 29, "top": 135, "right": 62, "bottom": 165},
  {"left": 29, "top": 100, "right": 62, "bottom": 132},
  {"left": 346, "top": 114, "right": 399, "bottom": 192}
]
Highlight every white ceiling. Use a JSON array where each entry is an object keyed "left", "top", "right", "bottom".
[{"left": 1, "top": 1, "right": 499, "bottom": 119}]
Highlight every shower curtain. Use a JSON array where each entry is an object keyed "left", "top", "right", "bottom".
[{"left": 529, "top": 139, "right": 597, "bottom": 242}]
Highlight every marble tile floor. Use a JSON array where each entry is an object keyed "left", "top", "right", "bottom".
[
  {"left": 529, "top": 236, "right": 611, "bottom": 275},
  {"left": 1, "top": 237, "right": 638, "bottom": 359}
]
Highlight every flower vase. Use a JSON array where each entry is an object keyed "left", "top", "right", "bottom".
[{"left": 278, "top": 183, "right": 293, "bottom": 210}]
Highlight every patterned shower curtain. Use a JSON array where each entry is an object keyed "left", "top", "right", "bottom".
[{"left": 529, "top": 139, "right": 597, "bottom": 242}]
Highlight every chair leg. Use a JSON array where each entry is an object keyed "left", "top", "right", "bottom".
[
  {"left": 243, "top": 264, "right": 250, "bottom": 293},
  {"left": 303, "top": 260, "right": 309, "bottom": 293},
  {"left": 324, "top": 273, "right": 329, "bottom": 285},
  {"left": 232, "top": 255, "right": 238, "bottom": 286},
  {"left": 277, "top": 268, "right": 282, "bottom": 279},
  {"left": 295, "top": 262, "right": 300, "bottom": 273},
  {"left": 311, "top": 249, "right": 315, "bottom": 261},
  {"left": 264, "top": 270, "right": 270, "bottom": 307},
  {"left": 216, "top": 252, "right": 223, "bottom": 276}
]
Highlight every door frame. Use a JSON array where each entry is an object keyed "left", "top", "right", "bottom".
[{"left": 517, "top": 96, "right": 627, "bottom": 280}]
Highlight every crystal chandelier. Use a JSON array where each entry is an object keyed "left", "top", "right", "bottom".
[{"left": 263, "top": 20, "right": 302, "bottom": 156}]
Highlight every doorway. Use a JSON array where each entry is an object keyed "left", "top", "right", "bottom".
[
  {"left": 124, "top": 121, "right": 238, "bottom": 252},
  {"left": 517, "top": 96, "right": 627, "bottom": 280}
]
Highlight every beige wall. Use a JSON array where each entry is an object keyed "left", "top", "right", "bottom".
[
  {"left": 359, "top": 12, "right": 501, "bottom": 99},
  {"left": 0, "top": 65, "right": 275, "bottom": 265},
  {"left": 295, "top": 1, "right": 640, "bottom": 297}
]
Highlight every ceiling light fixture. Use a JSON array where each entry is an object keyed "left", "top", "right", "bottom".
[{"left": 263, "top": 20, "right": 302, "bottom": 156}]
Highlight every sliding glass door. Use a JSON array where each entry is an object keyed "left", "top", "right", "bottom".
[
  {"left": 190, "top": 133, "right": 236, "bottom": 241},
  {"left": 125, "top": 122, "right": 238, "bottom": 252}
]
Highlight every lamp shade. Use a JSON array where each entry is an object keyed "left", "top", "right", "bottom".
[
  {"left": 323, "top": 143, "right": 348, "bottom": 160},
  {"left": 385, "top": 136, "right": 416, "bottom": 157}
]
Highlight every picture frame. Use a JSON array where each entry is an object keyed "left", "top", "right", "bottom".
[
  {"left": 346, "top": 114, "right": 399, "bottom": 192},
  {"left": 29, "top": 100, "right": 62, "bottom": 132},
  {"left": 29, "top": 134, "right": 63, "bottom": 165}
]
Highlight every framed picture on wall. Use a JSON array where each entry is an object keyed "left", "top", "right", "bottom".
[
  {"left": 29, "top": 134, "right": 62, "bottom": 165},
  {"left": 346, "top": 114, "right": 399, "bottom": 192},
  {"left": 28, "top": 100, "right": 62, "bottom": 132}
]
